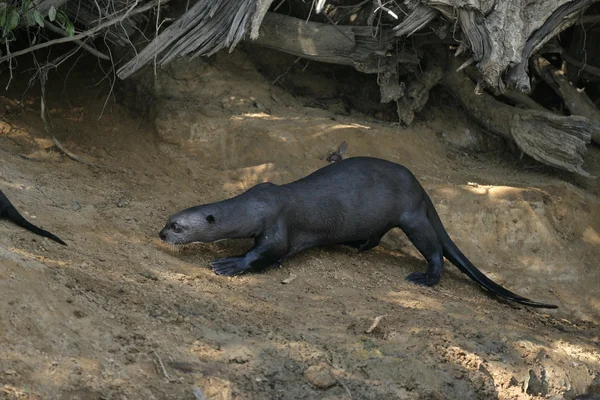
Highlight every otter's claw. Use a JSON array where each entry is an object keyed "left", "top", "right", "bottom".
[
  {"left": 405, "top": 271, "right": 440, "bottom": 287},
  {"left": 210, "top": 256, "right": 251, "bottom": 276}
]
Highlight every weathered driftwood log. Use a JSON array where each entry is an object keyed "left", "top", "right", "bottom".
[
  {"left": 444, "top": 57, "right": 592, "bottom": 177},
  {"left": 116, "top": 0, "right": 599, "bottom": 93},
  {"left": 532, "top": 56, "right": 600, "bottom": 146},
  {"left": 252, "top": 12, "right": 418, "bottom": 74}
]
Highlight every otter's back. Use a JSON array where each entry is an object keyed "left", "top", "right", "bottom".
[{"left": 280, "top": 157, "right": 425, "bottom": 245}]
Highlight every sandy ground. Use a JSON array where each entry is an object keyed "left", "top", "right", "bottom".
[{"left": 1, "top": 50, "right": 600, "bottom": 400}]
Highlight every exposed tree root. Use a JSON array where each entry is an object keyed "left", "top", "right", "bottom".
[
  {"left": 444, "top": 57, "right": 593, "bottom": 177},
  {"left": 532, "top": 56, "right": 600, "bottom": 146}
]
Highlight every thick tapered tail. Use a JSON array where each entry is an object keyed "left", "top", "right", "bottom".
[
  {"left": 424, "top": 195, "right": 557, "bottom": 309},
  {"left": 1, "top": 192, "right": 67, "bottom": 246}
]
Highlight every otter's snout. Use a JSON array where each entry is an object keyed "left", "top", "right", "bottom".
[{"left": 159, "top": 228, "right": 168, "bottom": 241}]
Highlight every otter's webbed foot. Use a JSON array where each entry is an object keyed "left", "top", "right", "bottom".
[
  {"left": 405, "top": 271, "right": 440, "bottom": 287},
  {"left": 211, "top": 256, "right": 251, "bottom": 276}
]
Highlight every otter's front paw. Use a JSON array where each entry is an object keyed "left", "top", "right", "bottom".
[{"left": 210, "top": 256, "right": 250, "bottom": 276}]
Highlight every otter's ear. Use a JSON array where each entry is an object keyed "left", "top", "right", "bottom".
[{"left": 206, "top": 215, "right": 215, "bottom": 224}]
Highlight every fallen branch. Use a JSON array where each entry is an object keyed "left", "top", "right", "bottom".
[
  {"left": 444, "top": 56, "right": 592, "bottom": 177},
  {"left": 532, "top": 56, "right": 600, "bottom": 146},
  {"left": 43, "top": 21, "right": 110, "bottom": 61}
]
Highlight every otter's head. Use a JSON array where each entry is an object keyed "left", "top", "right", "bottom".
[{"left": 159, "top": 206, "right": 220, "bottom": 245}]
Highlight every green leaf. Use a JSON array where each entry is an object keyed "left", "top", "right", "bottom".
[
  {"left": 65, "top": 20, "right": 74, "bottom": 37},
  {"left": 0, "top": 7, "right": 7, "bottom": 28},
  {"left": 33, "top": 9, "right": 44, "bottom": 28},
  {"left": 48, "top": 5, "right": 56, "bottom": 22},
  {"left": 21, "top": 0, "right": 30, "bottom": 15},
  {"left": 7, "top": 8, "right": 19, "bottom": 31},
  {"left": 56, "top": 10, "right": 66, "bottom": 26}
]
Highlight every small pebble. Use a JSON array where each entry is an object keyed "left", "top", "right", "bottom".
[
  {"left": 304, "top": 363, "right": 336, "bottom": 389},
  {"left": 282, "top": 274, "right": 297, "bottom": 284},
  {"left": 140, "top": 271, "right": 158, "bottom": 281}
]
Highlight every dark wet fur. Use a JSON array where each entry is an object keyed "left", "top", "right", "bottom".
[
  {"left": 160, "top": 157, "right": 557, "bottom": 309},
  {"left": 0, "top": 190, "right": 67, "bottom": 246}
]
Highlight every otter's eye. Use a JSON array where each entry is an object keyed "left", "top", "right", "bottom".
[
  {"left": 206, "top": 215, "right": 215, "bottom": 224},
  {"left": 170, "top": 222, "right": 182, "bottom": 233}
]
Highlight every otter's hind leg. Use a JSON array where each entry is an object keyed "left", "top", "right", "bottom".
[{"left": 398, "top": 209, "right": 444, "bottom": 287}]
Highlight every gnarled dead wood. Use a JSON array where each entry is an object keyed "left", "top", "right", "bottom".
[
  {"left": 393, "top": 3, "right": 438, "bottom": 37},
  {"left": 532, "top": 56, "right": 600, "bottom": 146},
  {"left": 399, "top": 0, "right": 600, "bottom": 91},
  {"left": 396, "top": 63, "right": 444, "bottom": 126},
  {"left": 541, "top": 41, "right": 600, "bottom": 83},
  {"left": 444, "top": 56, "right": 592, "bottom": 177},
  {"left": 505, "top": 0, "right": 599, "bottom": 93}
]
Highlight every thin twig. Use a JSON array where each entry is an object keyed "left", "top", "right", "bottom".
[
  {"left": 337, "top": 379, "right": 353, "bottom": 399},
  {"left": 5, "top": 40, "right": 13, "bottom": 90},
  {"left": 365, "top": 315, "right": 386, "bottom": 333},
  {"left": 153, "top": 0, "right": 161, "bottom": 77},
  {"left": 37, "top": 63, "right": 101, "bottom": 168},
  {"left": 332, "top": 0, "right": 370, "bottom": 9},
  {"left": 578, "top": 13, "right": 588, "bottom": 76},
  {"left": 374, "top": 0, "right": 399, "bottom": 20},
  {"left": 273, "top": 0, "right": 287, "bottom": 12},
  {"left": 272, "top": 57, "right": 302, "bottom": 85},
  {"left": 97, "top": 38, "right": 117, "bottom": 121},
  {"left": 0, "top": 0, "right": 170, "bottom": 63},
  {"left": 52, "top": 137, "right": 105, "bottom": 169},
  {"left": 321, "top": 12, "right": 355, "bottom": 44},
  {"left": 153, "top": 351, "right": 174, "bottom": 382}
]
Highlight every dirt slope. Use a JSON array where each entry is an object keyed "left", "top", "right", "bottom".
[{"left": 1, "top": 51, "right": 599, "bottom": 400}]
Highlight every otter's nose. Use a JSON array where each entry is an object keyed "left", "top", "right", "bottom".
[{"left": 159, "top": 230, "right": 167, "bottom": 241}]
